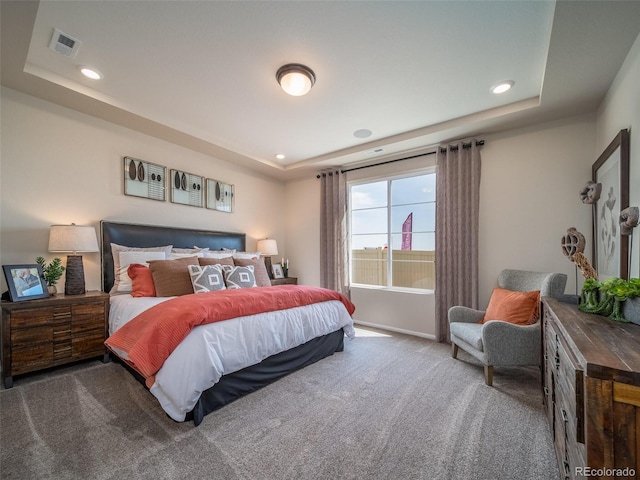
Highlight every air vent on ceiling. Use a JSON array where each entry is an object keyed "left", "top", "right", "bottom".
[
  {"left": 48, "top": 28, "right": 82, "bottom": 58},
  {"left": 364, "top": 148, "right": 385, "bottom": 156}
]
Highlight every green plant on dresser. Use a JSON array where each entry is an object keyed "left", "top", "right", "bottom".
[
  {"left": 579, "top": 277, "right": 640, "bottom": 323},
  {"left": 35, "top": 256, "right": 65, "bottom": 286}
]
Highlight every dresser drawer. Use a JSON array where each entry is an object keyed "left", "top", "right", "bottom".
[{"left": 556, "top": 336, "right": 584, "bottom": 445}]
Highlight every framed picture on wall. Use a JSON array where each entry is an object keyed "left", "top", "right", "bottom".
[
  {"left": 123, "top": 156, "right": 166, "bottom": 202},
  {"left": 170, "top": 169, "right": 203, "bottom": 207},
  {"left": 2, "top": 264, "right": 50, "bottom": 302},
  {"left": 592, "top": 129, "right": 630, "bottom": 280}
]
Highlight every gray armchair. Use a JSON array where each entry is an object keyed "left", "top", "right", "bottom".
[{"left": 449, "top": 269, "right": 567, "bottom": 386}]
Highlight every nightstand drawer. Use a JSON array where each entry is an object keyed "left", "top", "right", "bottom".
[
  {"left": 72, "top": 333, "right": 105, "bottom": 357},
  {"left": 10, "top": 306, "right": 71, "bottom": 327},
  {"left": 72, "top": 316, "right": 104, "bottom": 335},
  {"left": 12, "top": 325, "right": 53, "bottom": 347},
  {"left": 12, "top": 344, "right": 53, "bottom": 374},
  {"left": 73, "top": 303, "right": 104, "bottom": 317}
]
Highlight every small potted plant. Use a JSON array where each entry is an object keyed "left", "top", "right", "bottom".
[
  {"left": 36, "top": 256, "right": 65, "bottom": 295},
  {"left": 579, "top": 277, "right": 640, "bottom": 324}
]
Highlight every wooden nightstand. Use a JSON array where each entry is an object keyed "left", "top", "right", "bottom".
[
  {"left": 1, "top": 291, "right": 109, "bottom": 389},
  {"left": 270, "top": 277, "right": 298, "bottom": 286}
]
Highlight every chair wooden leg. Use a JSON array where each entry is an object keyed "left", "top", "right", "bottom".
[
  {"left": 484, "top": 365, "right": 494, "bottom": 386},
  {"left": 451, "top": 343, "right": 459, "bottom": 359}
]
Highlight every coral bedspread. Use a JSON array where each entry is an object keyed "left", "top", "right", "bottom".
[{"left": 105, "top": 285, "right": 355, "bottom": 386}]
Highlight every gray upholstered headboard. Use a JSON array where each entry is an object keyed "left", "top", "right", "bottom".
[{"left": 100, "top": 221, "right": 246, "bottom": 292}]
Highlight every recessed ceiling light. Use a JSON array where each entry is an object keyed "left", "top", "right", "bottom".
[
  {"left": 80, "top": 67, "right": 102, "bottom": 80},
  {"left": 354, "top": 129, "right": 372, "bottom": 139},
  {"left": 491, "top": 80, "right": 514, "bottom": 94},
  {"left": 275, "top": 154, "right": 285, "bottom": 160}
]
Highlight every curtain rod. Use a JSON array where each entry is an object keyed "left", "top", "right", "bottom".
[{"left": 315, "top": 140, "right": 484, "bottom": 178}]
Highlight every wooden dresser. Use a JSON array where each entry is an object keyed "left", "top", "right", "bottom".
[
  {"left": 542, "top": 297, "right": 640, "bottom": 479},
  {"left": 1, "top": 291, "right": 109, "bottom": 388}
]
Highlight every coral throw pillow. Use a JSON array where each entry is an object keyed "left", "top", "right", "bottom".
[
  {"left": 128, "top": 264, "right": 156, "bottom": 297},
  {"left": 481, "top": 287, "right": 541, "bottom": 325}
]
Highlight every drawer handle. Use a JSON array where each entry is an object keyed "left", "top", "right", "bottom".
[
  {"left": 543, "top": 386, "right": 549, "bottom": 396},
  {"left": 53, "top": 330, "right": 71, "bottom": 335},
  {"left": 562, "top": 408, "right": 569, "bottom": 423},
  {"left": 53, "top": 312, "right": 71, "bottom": 318}
]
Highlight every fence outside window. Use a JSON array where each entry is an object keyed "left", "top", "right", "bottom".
[{"left": 351, "top": 248, "right": 435, "bottom": 290}]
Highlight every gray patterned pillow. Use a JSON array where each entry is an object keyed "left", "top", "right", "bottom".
[
  {"left": 188, "top": 264, "right": 226, "bottom": 293},
  {"left": 222, "top": 265, "right": 257, "bottom": 289}
]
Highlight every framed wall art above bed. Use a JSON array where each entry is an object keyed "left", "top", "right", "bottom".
[
  {"left": 206, "top": 178, "right": 234, "bottom": 212},
  {"left": 170, "top": 169, "right": 203, "bottom": 207},
  {"left": 123, "top": 156, "right": 166, "bottom": 202}
]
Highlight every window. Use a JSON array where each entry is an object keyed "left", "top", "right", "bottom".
[{"left": 349, "top": 171, "right": 435, "bottom": 290}]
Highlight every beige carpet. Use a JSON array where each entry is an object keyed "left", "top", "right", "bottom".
[{"left": 0, "top": 327, "right": 558, "bottom": 480}]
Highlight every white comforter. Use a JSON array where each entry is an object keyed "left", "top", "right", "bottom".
[{"left": 109, "top": 294, "right": 355, "bottom": 421}]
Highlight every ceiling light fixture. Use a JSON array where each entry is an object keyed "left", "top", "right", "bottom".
[
  {"left": 80, "top": 67, "right": 103, "bottom": 80},
  {"left": 491, "top": 80, "right": 514, "bottom": 94},
  {"left": 276, "top": 63, "right": 316, "bottom": 96},
  {"left": 275, "top": 154, "right": 285, "bottom": 160}
]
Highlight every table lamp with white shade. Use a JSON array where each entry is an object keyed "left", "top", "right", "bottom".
[
  {"left": 256, "top": 238, "right": 278, "bottom": 279},
  {"left": 48, "top": 224, "right": 99, "bottom": 295}
]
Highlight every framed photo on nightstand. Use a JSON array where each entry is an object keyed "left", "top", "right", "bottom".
[
  {"left": 2, "top": 264, "right": 50, "bottom": 302},
  {"left": 272, "top": 263, "right": 285, "bottom": 279}
]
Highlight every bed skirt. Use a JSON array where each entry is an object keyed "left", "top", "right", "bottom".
[{"left": 114, "top": 328, "right": 345, "bottom": 426}]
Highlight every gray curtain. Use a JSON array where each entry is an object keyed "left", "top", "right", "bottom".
[
  {"left": 435, "top": 141, "right": 482, "bottom": 343},
  {"left": 320, "top": 170, "right": 349, "bottom": 296}
]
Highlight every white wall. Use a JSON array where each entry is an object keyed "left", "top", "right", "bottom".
[
  {"left": 284, "top": 176, "right": 320, "bottom": 285},
  {"left": 285, "top": 115, "right": 596, "bottom": 337},
  {"left": 596, "top": 32, "right": 640, "bottom": 278},
  {"left": 0, "top": 87, "right": 287, "bottom": 293},
  {"left": 479, "top": 116, "right": 596, "bottom": 305}
]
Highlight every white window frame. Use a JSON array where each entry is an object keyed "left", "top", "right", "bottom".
[{"left": 348, "top": 167, "right": 435, "bottom": 293}]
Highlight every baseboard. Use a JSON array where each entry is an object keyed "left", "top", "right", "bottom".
[{"left": 353, "top": 319, "right": 437, "bottom": 341}]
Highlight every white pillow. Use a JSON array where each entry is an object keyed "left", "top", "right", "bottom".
[
  {"left": 201, "top": 251, "right": 235, "bottom": 259},
  {"left": 109, "top": 243, "right": 172, "bottom": 295},
  {"left": 169, "top": 252, "right": 205, "bottom": 260},
  {"left": 116, "top": 251, "right": 166, "bottom": 293},
  {"left": 231, "top": 251, "right": 262, "bottom": 259},
  {"left": 171, "top": 247, "right": 209, "bottom": 255}
]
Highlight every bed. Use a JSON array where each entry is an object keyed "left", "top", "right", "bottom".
[{"left": 101, "top": 221, "right": 355, "bottom": 426}]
